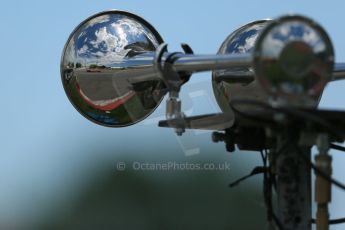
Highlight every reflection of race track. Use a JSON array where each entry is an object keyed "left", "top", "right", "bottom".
[
  {"left": 76, "top": 84, "right": 136, "bottom": 111},
  {"left": 75, "top": 69, "right": 136, "bottom": 111}
]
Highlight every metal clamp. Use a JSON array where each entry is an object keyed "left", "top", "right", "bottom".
[{"left": 154, "top": 43, "right": 194, "bottom": 135}]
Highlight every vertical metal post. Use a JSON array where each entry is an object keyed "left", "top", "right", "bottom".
[
  {"left": 315, "top": 134, "right": 332, "bottom": 230},
  {"left": 276, "top": 131, "right": 312, "bottom": 230}
]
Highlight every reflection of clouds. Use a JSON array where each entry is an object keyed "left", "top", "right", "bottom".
[
  {"left": 78, "top": 44, "right": 88, "bottom": 55},
  {"left": 226, "top": 23, "right": 266, "bottom": 54},
  {"left": 89, "top": 27, "right": 120, "bottom": 53},
  {"left": 84, "top": 15, "right": 111, "bottom": 30},
  {"left": 242, "top": 32, "right": 259, "bottom": 52},
  {"left": 262, "top": 29, "right": 285, "bottom": 57},
  {"left": 239, "top": 24, "right": 265, "bottom": 52},
  {"left": 77, "top": 31, "right": 87, "bottom": 40},
  {"left": 72, "top": 15, "right": 159, "bottom": 66},
  {"left": 262, "top": 21, "right": 326, "bottom": 57},
  {"left": 302, "top": 26, "right": 326, "bottom": 52},
  {"left": 279, "top": 25, "right": 289, "bottom": 37}
]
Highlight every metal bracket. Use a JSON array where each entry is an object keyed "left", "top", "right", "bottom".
[{"left": 154, "top": 43, "right": 195, "bottom": 135}]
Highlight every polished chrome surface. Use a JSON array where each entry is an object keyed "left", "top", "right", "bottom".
[
  {"left": 61, "top": 10, "right": 254, "bottom": 127},
  {"left": 212, "top": 20, "right": 270, "bottom": 112},
  {"left": 62, "top": 11, "right": 336, "bottom": 127},
  {"left": 158, "top": 112, "right": 235, "bottom": 130},
  {"left": 173, "top": 53, "right": 252, "bottom": 73},
  {"left": 61, "top": 10, "right": 164, "bottom": 127},
  {"left": 253, "top": 15, "right": 334, "bottom": 106},
  {"left": 213, "top": 16, "right": 334, "bottom": 112},
  {"left": 214, "top": 63, "right": 345, "bottom": 83},
  {"left": 332, "top": 63, "right": 345, "bottom": 81}
]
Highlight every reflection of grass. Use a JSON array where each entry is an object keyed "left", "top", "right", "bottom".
[
  {"left": 110, "top": 94, "right": 144, "bottom": 124},
  {"left": 65, "top": 77, "right": 156, "bottom": 126}
]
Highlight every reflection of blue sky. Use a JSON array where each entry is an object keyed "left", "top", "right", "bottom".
[
  {"left": 1, "top": 1, "right": 345, "bottom": 229},
  {"left": 263, "top": 21, "right": 326, "bottom": 57},
  {"left": 224, "top": 23, "right": 267, "bottom": 54},
  {"left": 69, "top": 14, "right": 159, "bottom": 66}
]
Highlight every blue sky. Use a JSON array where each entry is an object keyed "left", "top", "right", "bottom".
[{"left": 1, "top": 0, "right": 345, "bottom": 229}]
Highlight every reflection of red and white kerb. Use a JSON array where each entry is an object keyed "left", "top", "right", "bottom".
[{"left": 76, "top": 82, "right": 136, "bottom": 111}]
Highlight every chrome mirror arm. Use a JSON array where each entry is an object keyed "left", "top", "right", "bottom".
[
  {"left": 213, "top": 62, "right": 345, "bottom": 84},
  {"left": 331, "top": 63, "right": 345, "bottom": 81}
]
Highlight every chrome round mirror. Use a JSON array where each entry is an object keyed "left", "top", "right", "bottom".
[
  {"left": 61, "top": 10, "right": 165, "bottom": 127},
  {"left": 253, "top": 15, "right": 334, "bottom": 106},
  {"left": 212, "top": 20, "right": 270, "bottom": 112}
]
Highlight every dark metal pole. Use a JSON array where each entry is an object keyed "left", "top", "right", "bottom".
[
  {"left": 315, "top": 134, "right": 332, "bottom": 230},
  {"left": 275, "top": 131, "right": 312, "bottom": 230}
]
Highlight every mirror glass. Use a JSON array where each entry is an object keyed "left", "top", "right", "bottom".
[
  {"left": 212, "top": 20, "right": 269, "bottom": 112},
  {"left": 253, "top": 16, "right": 334, "bottom": 105},
  {"left": 61, "top": 10, "right": 165, "bottom": 127}
]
